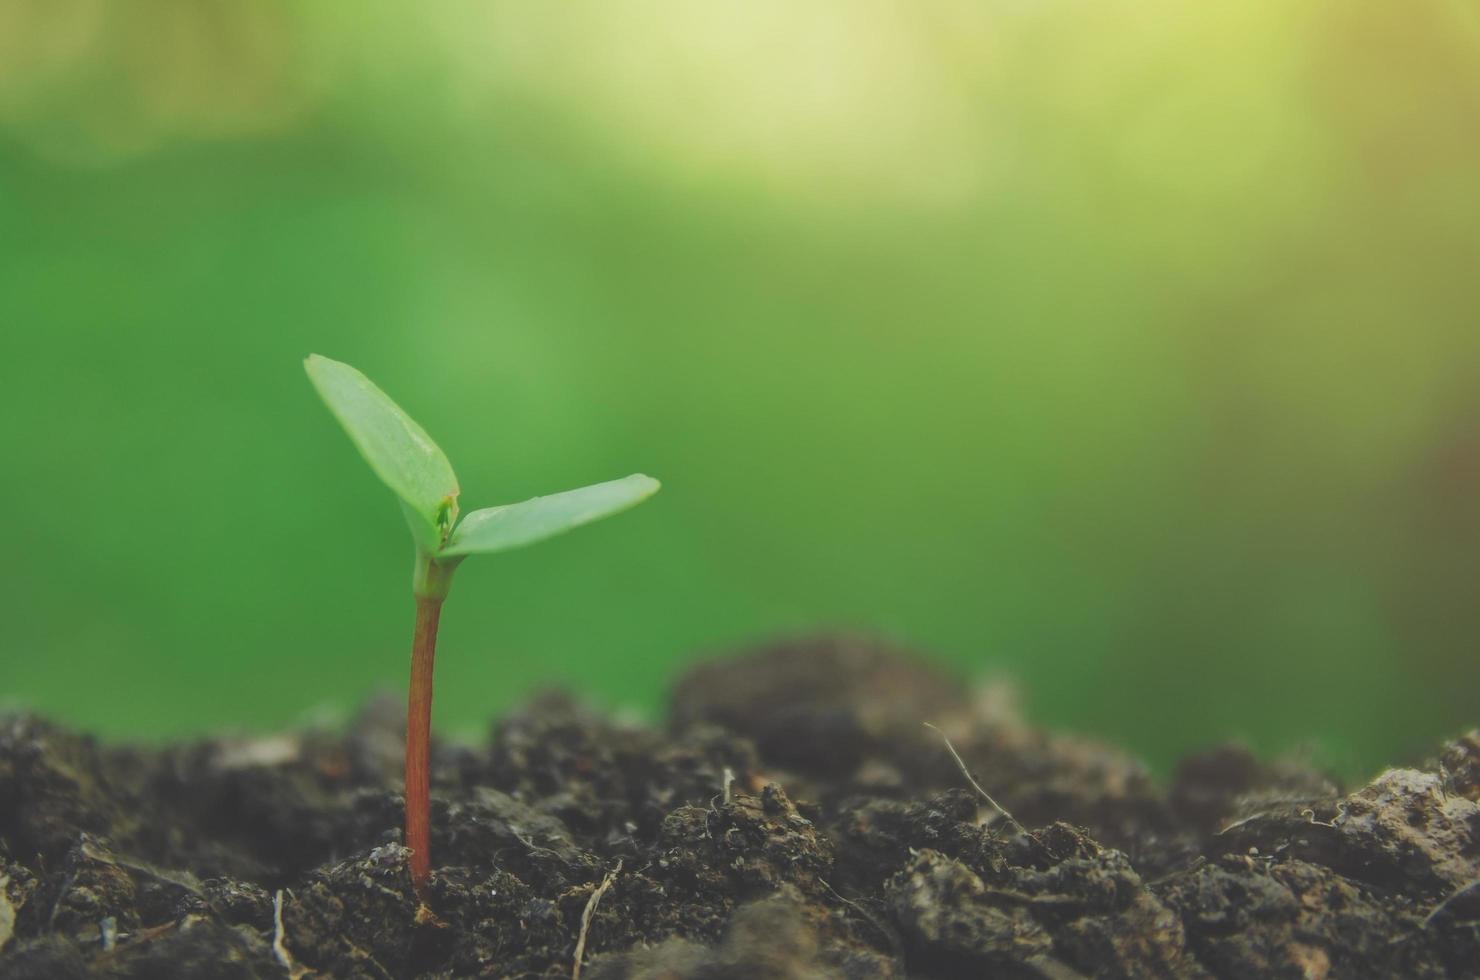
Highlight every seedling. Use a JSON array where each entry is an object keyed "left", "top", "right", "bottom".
[{"left": 304, "top": 354, "right": 659, "bottom": 896}]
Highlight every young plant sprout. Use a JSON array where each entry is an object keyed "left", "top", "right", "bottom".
[{"left": 304, "top": 354, "right": 659, "bottom": 897}]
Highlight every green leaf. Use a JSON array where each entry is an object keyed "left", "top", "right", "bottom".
[
  {"left": 440, "top": 474, "right": 660, "bottom": 557},
  {"left": 304, "top": 355, "right": 459, "bottom": 549}
]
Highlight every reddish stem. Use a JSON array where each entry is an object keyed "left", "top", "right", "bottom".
[{"left": 405, "top": 595, "right": 443, "bottom": 897}]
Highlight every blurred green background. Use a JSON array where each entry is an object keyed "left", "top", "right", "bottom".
[{"left": 2, "top": 1, "right": 1478, "bottom": 776}]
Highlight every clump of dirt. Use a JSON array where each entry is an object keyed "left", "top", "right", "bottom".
[{"left": 1, "top": 632, "right": 1476, "bottom": 978}]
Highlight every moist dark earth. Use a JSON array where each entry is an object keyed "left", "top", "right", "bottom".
[{"left": 2, "top": 636, "right": 1477, "bottom": 979}]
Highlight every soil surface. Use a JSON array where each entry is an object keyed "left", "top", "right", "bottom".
[{"left": 2, "top": 633, "right": 1477, "bottom": 978}]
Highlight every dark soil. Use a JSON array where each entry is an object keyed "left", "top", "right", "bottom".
[{"left": 2, "top": 634, "right": 1477, "bottom": 978}]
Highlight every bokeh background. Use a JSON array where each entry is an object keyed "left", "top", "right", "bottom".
[{"left": 2, "top": 1, "right": 1478, "bottom": 776}]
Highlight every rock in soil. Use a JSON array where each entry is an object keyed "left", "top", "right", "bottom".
[{"left": 1, "top": 633, "right": 1476, "bottom": 978}]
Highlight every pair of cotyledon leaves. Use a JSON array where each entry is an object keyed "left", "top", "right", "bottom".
[{"left": 305, "top": 355, "right": 659, "bottom": 559}]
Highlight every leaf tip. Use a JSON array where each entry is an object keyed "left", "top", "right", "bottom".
[{"left": 303, "top": 352, "right": 331, "bottom": 380}]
